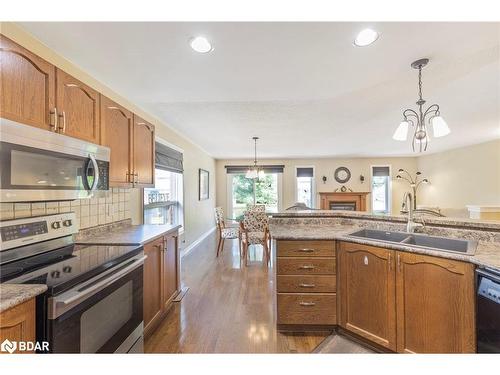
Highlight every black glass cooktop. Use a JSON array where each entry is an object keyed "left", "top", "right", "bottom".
[{"left": 1, "top": 243, "right": 143, "bottom": 295}]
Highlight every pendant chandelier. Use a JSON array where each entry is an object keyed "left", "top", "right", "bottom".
[
  {"left": 393, "top": 58, "right": 450, "bottom": 152},
  {"left": 246, "top": 137, "right": 265, "bottom": 179}
]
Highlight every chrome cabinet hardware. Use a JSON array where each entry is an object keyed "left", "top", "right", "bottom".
[
  {"left": 298, "top": 283, "right": 316, "bottom": 288},
  {"left": 363, "top": 255, "right": 369, "bottom": 265},
  {"left": 397, "top": 253, "right": 401, "bottom": 272},
  {"left": 299, "top": 301, "right": 316, "bottom": 306},
  {"left": 297, "top": 248, "right": 314, "bottom": 253},
  {"left": 50, "top": 108, "right": 58, "bottom": 131},
  {"left": 299, "top": 265, "right": 315, "bottom": 270}
]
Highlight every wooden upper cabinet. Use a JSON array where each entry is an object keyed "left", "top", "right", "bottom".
[
  {"left": 100, "top": 96, "right": 133, "bottom": 186},
  {"left": 0, "top": 35, "right": 56, "bottom": 131},
  {"left": 396, "top": 252, "right": 475, "bottom": 353},
  {"left": 143, "top": 237, "right": 163, "bottom": 336},
  {"left": 56, "top": 69, "right": 100, "bottom": 143},
  {"left": 162, "top": 233, "right": 179, "bottom": 307},
  {"left": 339, "top": 242, "right": 397, "bottom": 351},
  {"left": 133, "top": 115, "right": 155, "bottom": 187}
]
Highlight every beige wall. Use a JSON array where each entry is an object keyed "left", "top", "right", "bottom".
[
  {"left": 216, "top": 157, "right": 418, "bottom": 215},
  {"left": 1, "top": 22, "right": 216, "bottom": 249},
  {"left": 417, "top": 139, "right": 500, "bottom": 217}
]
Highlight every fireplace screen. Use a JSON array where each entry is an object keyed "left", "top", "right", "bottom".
[{"left": 330, "top": 201, "right": 357, "bottom": 211}]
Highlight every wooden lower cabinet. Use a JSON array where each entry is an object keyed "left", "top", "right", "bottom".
[
  {"left": 276, "top": 240, "right": 337, "bottom": 328},
  {"left": 0, "top": 299, "right": 36, "bottom": 354},
  {"left": 396, "top": 251, "right": 476, "bottom": 353},
  {"left": 337, "top": 241, "right": 476, "bottom": 353},
  {"left": 143, "top": 230, "right": 180, "bottom": 337},
  {"left": 338, "top": 242, "right": 397, "bottom": 351}
]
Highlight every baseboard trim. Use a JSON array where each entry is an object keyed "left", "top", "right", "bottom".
[{"left": 181, "top": 226, "right": 216, "bottom": 258}]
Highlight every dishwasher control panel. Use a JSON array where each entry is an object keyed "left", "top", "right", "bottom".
[{"left": 478, "top": 274, "right": 500, "bottom": 303}]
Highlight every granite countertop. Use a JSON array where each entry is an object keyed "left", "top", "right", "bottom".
[
  {"left": 271, "top": 210, "right": 500, "bottom": 231},
  {"left": 270, "top": 224, "right": 500, "bottom": 271},
  {"left": 0, "top": 284, "right": 47, "bottom": 313},
  {"left": 76, "top": 223, "right": 182, "bottom": 245}
]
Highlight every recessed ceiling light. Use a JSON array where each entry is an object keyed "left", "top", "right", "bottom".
[
  {"left": 190, "top": 36, "right": 213, "bottom": 53},
  {"left": 353, "top": 28, "right": 379, "bottom": 47}
]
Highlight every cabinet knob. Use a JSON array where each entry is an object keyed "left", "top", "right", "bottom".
[
  {"left": 363, "top": 256, "right": 369, "bottom": 265},
  {"left": 299, "top": 301, "right": 316, "bottom": 307}
]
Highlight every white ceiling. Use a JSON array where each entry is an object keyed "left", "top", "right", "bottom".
[{"left": 19, "top": 22, "right": 500, "bottom": 159}]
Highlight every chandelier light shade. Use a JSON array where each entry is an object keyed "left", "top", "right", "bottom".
[
  {"left": 246, "top": 137, "right": 264, "bottom": 179},
  {"left": 393, "top": 58, "right": 451, "bottom": 152}
]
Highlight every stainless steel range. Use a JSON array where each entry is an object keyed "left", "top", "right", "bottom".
[{"left": 0, "top": 213, "right": 146, "bottom": 353}]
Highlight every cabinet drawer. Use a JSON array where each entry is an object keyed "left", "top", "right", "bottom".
[
  {"left": 277, "top": 240, "right": 335, "bottom": 257},
  {"left": 277, "top": 293, "right": 337, "bottom": 325},
  {"left": 277, "top": 257, "right": 336, "bottom": 275},
  {"left": 277, "top": 275, "right": 336, "bottom": 293}
]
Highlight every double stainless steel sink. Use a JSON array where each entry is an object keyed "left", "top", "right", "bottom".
[{"left": 347, "top": 229, "right": 477, "bottom": 255}]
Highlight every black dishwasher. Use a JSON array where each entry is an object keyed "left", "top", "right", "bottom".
[{"left": 477, "top": 268, "right": 500, "bottom": 353}]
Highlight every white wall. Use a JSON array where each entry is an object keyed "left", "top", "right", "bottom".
[
  {"left": 216, "top": 157, "right": 418, "bottom": 215},
  {"left": 2, "top": 22, "right": 216, "bottom": 249},
  {"left": 417, "top": 139, "right": 500, "bottom": 217}
]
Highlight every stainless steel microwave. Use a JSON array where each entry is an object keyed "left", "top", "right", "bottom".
[{"left": 0, "top": 119, "right": 110, "bottom": 202}]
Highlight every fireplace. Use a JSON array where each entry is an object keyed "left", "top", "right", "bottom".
[
  {"left": 330, "top": 201, "right": 357, "bottom": 211},
  {"left": 319, "top": 192, "right": 370, "bottom": 211}
]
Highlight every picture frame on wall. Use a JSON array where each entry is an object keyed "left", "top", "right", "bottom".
[{"left": 199, "top": 168, "right": 209, "bottom": 200}]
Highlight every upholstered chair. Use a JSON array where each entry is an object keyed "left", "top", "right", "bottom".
[
  {"left": 240, "top": 210, "right": 270, "bottom": 266},
  {"left": 214, "top": 207, "right": 241, "bottom": 257}
]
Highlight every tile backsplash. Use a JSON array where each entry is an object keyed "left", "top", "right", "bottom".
[{"left": 0, "top": 188, "right": 132, "bottom": 230}]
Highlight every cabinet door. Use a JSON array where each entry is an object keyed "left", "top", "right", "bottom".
[
  {"left": 339, "top": 242, "right": 397, "bottom": 351},
  {"left": 396, "top": 252, "right": 475, "bottom": 353},
  {"left": 56, "top": 69, "right": 100, "bottom": 143},
  {"left": 0, "top": 35, "right": 55, "bottom": 131},
  {"left": 0, "top": 298, "right": 35, "bottom": 354},
  {"left": 143, "top": 237, "right": 163, "bottom": 335},
  {"left": 100, "top": 96, "right": 133, "bottom": 186},
  {"left": 133, "top": 115, "right": 155, "bottom": 186},
  {"left": 162, "top": 233, "right": 179, "bottom": 308}
]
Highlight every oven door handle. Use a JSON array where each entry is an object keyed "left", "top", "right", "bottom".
[
  {"left": 88, "top": 154, "right": 100, "bottom": 191},
  {"left": 57, "top": 255, "right": 147, "bottom": 307}
]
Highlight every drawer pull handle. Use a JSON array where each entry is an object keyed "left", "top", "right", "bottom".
[
  {"left": 298, "top": 283, "right": 316, "bottom": 288},
  {"left": 299, "top": 301, "right": 316, "bottom": 306},
  {"left": 299, "top": 265, "right": 315, "bottom": 270},
  {"left": 297, "top": 248, "right": 314, "bottom": 253}
]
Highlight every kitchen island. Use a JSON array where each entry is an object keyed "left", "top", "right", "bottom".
[{"left": 269, "top": 210, "right": 500, "bottom": 353}]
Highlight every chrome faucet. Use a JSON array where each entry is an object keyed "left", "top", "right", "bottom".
[{"left": 405, "top": 192, "right": 424, "bottom": 233}]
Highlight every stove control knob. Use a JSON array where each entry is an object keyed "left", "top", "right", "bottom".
[
  {"left": 51, "top": 221, "right": 61, "bottom": 230},
  {"left": 63, "top": 266, "right": 72, "bottom": 273},
  {"left": 51, "top": 270, "right": 61, "bottom": 279},
  {"left": 63, "top": 219, "right": 73, "bottom": 227}
]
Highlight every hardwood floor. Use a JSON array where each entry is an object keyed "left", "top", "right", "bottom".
[{"left": 145, "top": 233, "right": 331, "bottom": 353}]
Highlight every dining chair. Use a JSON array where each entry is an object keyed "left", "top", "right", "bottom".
[
  {"left": 246, "top": 204, "right": 266, "bottom": 212},
  {"left": 240, "top": 210, "right": 271, "bottom": 266},
  {"left": 214, "top": 207, "right": 241, "bottom": 257}
]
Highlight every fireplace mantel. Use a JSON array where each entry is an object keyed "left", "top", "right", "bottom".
[{"left": 319, "top": 192, "right": 370, "bottom": 211}]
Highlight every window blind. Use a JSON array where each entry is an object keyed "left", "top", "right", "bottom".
[
  {"left": 296, "top": 167, "right": 314, "bottom": 177},
  {"left": 155, "top": 142, "right": 183, "bottom": 173},
  {"left": 372, "top": 166, "right": 390, "bottom": 177},
  {"left": 225, "top": 165, "right": 285, "bottom": 174}
]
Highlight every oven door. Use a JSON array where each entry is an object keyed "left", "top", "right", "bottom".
[{"left": 47, "top": 254, "right": 145, "bottom": 353}]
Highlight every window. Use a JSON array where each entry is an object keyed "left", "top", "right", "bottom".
[
  {"left": 144, "top": 141, "right": 184, "bottom": 227},
  {"left": 296, "top": 167, "right": 314, "bottom": 208},
  {"left": 226, "top": 165, "right": 283, "bottom": 220},
  {"left": 371, "top": 166, "right": 391, "bottom": 214}
]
